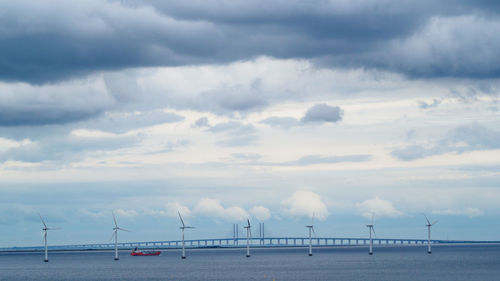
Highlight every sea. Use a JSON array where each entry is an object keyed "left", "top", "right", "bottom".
[{"left": 1, "top": 244, "right": 499, "bottom": 281}]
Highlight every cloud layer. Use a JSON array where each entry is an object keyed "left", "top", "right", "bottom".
[
  {"left": 356, "top": 197, "right": 403, "bottom": 219},
  {"left": 281, "top": 191, "right": 329, "bottom": 220},
  {"left": 2, "top": 0, "right": 500, "bottom": 83},
  {"left": 1, "top": 0, "right": 500, "bottom": 245},
  {"left": 392, "top": 123, "right": 500, "bottom": 161}
]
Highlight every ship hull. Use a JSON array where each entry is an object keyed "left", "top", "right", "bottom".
[{"left": 130, "top": 251, "right": 161, "bottom": 256}]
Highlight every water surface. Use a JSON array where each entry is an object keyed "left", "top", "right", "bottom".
[{"left": 1, "top": 245, "right": 499, "bottom": 281}]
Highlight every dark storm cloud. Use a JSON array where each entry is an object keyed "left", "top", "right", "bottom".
[
  {"left": 0, "top": 109, "right": 184, "bottom": 140},
  {"left": 0, "top": 69, "right": 186, "bottom": 129},
  {"left": 2, "top": 0, "right": 500, "bottom": 84},
  {"left": 260, "top": 117, "right": 300, "bottom": 129},
  {"left": 301, "top": 104, "right": 343, "bottom": 123},
  {"left": 260, "top": 104, "right": 344, "bottom": 129},
  {"left": 192, "top": 117, "right": 210, "bottom": 128},
  {"left": 0, "top": 79, "right": 113, "bottom": 127},
  {"left": 0, "top": 106, "right": 103, "bottom": 127},
  {"left": 86, "top": 111, "right": 185, "bottom": 134},
  {"left": 0, "top": 134, "right": 140, "bottom": 163},
  {"left": 195, "top": 79, "right": 268, "bottom": 115},
  {"left": 392, "top": 123, "right": 500, "bottom": 161}
]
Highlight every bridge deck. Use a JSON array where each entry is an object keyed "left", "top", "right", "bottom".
[{"left": 2, "top": 237, "right": 499, "bottom": 252}]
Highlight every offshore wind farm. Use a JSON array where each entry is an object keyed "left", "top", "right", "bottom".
[
  {"left": 1, "top": 209, "right": 500, "bottom": 281},
  {"left": 2, "top": 0, "right": 500, "bottom": 280},
  {"left": 1, "top": 214, "right": 500, "bottom": 281},
  {"left": 2, "top": 212, "right": 498, "bottom": 256}
]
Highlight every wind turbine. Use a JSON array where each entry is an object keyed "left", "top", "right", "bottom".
[
  {"left": 424, "top": 214, "right": 438, "bottom": 254},
  {"left": 244, "top": 219, "right": 252, "bottom": 258},
  {"left": 111, "top": 211, "right": 130, "bottom": 261},
  {"left": 366, "top": 213, "right": 376, "bottom": 255},
  {"left": 178, "top": 211, "right": 194, "bottom": 259},
  {"left": 39, "top": 214, "right": 59, "bottom": 262},
  {"left": 305, "top": 213, "right": 316, "bottom": 256}
]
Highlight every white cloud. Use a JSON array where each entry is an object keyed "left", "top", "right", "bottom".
[
  {"left": 0, "top": 138, "right": 33, "bottom": 152},
  {"left": 281, "top": 191, "right": 329, "bottom": 220},
  {"left": 77, "top": 208, "right": 108, "bottom": 219},
  {"left": 144, "top": 202, "right": 192, "bottom": 218},
  {"left": 114, "top": 208, "right": 139, "bottom": 218},
  {"left": 77, "top": 208, "right": 139, "bottom": 221},
  {"left": 249, "top": 206, "right": 271, "bottom": 221},
  {"left": 356, "top": 197, "right": 403, "bottom": 219},
  {"left": 225, "top": 206, "right": 249, "bottom": 221},
  {"left": 432, "top": 207, "right": 483, "bottom": 218},
  {"left": 166, "top": 202, "right": 191, "bottom": 218},
  {"left": 194, "top": 198, "right": 249, "bottom": 221}
]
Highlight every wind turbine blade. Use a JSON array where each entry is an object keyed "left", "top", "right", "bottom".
[
  {"left": 39, "top": 213, "right": 47, "bottom": 228},
  {"left": 112, "top": 211, "right": 118, "bottom": 228},
  {"left": 371, "top": 213, "right": 375, "bottom": 225},
  {"left": 178, "top": 211, "right": 185, "bottom": 227},
  {"left": 372, "top": 227, "right": 377, "bottom": 238},
  {"left": 247, "top": 219, "right": 251, "bottom": 228},
  {"left": 424, "top": 214, "right": 431, "bottom": 225},
  {"left": 47, "top": 227, "right": 61, "bottom": 230},
  {"left": 432, "top": 220, "right": 439, "bottom": 226},
  {"left": 312, "top": 227, "right": 316, "bottom": 237},
  {"left": 312, "top": 212, "right": 315, "bottom": 225},
  {"left": 109, "top": 232, "right": 115, "bottom": 242},
  {"left": 118, "top": 227, "right": 131, "bottom": 232},
  {"left": 185, "top": 226, "right": 195, "bottom": 229}
]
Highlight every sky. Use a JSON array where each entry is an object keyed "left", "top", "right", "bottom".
[{"left": 1, "top": 0, "right": 500, "bottom": 247}]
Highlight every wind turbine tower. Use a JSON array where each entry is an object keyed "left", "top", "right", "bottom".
[
  {"left": 424, "top": 214, "right": 438, "bottom": 254},
  {"left": 178, "top": 211, "right": 194, "bottom": 259},
  {"left": 305, "top": 214, "right": 316, "bottom": 256},
  {"left": 39, "top": 214, "right": 58, "bottom": 263},
  {"left": 111, "top": 211, "right": 130, "bottom": 260},
  {"left": 244, "top": 219, "right": 252, "bottom": 257},
  {"left": 366, "top": 213, "right": 376, "bottom": 255}
]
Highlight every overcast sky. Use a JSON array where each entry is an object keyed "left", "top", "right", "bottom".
[{"left": 1, "top": 0, "right": 500, "bottom": 247}]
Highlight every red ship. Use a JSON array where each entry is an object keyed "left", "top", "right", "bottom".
[{"left": 130, "top": 247, "right": 161, "bottom": 256}]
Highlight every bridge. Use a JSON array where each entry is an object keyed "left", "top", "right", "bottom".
[{"left": 2, "top": 237, "right": 499, "bottom": 252}]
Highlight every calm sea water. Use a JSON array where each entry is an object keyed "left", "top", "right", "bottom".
[{"left": 1, "top": 245, "right": 499, "bottom": 281}]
